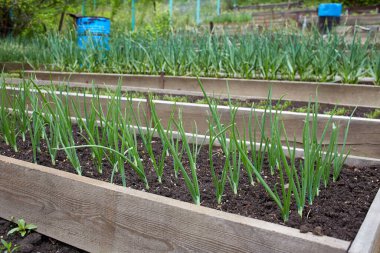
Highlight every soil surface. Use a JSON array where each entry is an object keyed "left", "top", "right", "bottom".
[
  {"left": 71, "top": 87, "right": 378, "bottom": 119},
  {"left": 0, "top": 218, "right": 85, "bottom": 253},
  {"left": 148, "top": 93, "right": 378, "bottom": 119},
  {"left": 0, "top": 126, "right": 379, "bottom": 242}
]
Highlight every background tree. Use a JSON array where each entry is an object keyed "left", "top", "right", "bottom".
[{"left": 0, "top": 0, "right": 78, "bottom": 37}]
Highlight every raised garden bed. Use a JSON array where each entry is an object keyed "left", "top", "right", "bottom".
[
  {"left": 21, "top": 71, "right": 380, "bottom": 108},
  {"left": 4, "top": 77, "right": 380, "bottom": 119},
  {"left": 4, "top": 85, "right": 380, "bottom": 162},
  {"left": 0, "top": 147, "right": 379, "bottom": 252},
  {"left": 0, "top": 81, "right": 379, "bottom": 252}
]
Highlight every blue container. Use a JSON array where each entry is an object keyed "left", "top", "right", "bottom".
[
  {"left": 76, "top": 17, "right": 110, "bottom": 50},
  {"left": 318, "top": 3, "right": 342, "bottom": 17}
]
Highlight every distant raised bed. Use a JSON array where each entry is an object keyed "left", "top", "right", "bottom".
[{"left": 21, "top": 70, "right": 380, "bottom": 108}]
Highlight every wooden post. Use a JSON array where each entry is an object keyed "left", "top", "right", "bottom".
[{"left": 58, "top": 10, "right": 66, "bottom": 32}]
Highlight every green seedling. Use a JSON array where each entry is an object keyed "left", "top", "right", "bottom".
[
  {"left": 7, "top": 219, "right": 37, "bottom": 237},
  {"left": 0, "top": 239, "right": 19, "bottom": 253}
]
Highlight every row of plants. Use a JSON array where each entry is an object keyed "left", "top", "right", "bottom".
[
  {"left": 15, "top": 84, "right": 373, "bottom": 119},
  {"left": 1, "top": 30, "right": 379, "bottom": 84},
  {"left": 0, "top": 80, "right": 352, "bottom": 222}
]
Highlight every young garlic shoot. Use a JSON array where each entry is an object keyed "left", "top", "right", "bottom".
[
  {"left": 83, "top": 92, "right": 106, "bottom": 173},
  {"left": 72, "top": 96, "right": 104, "bottom": 174},
  {"left": 150, "top": 98, "right": 201, "bottom": 205},
  {"left": 167, "top": 114, "right": 183, "bottom": 179},
  {"left": 0, "top": 84, "right": 18, "bottom": 152},
  {"left": 248, "top": 105, "right": 269, "bottom": 179},
  {"left": 132, "top": 100, "right": 166, "bottom": 184},
  {"left": 333, "top": 109, "right": 355, "bottom": 182},
  {"left": 43, "top": 114, "right": 60, "bottom": 166},
  {"left": 228, "top": 138, "right": 241, "bottom": 196},
  {"left": 208, "top": 114, "right": 235, "bottom": 204},
  {"left": 15, "top": 82, "right": 30, "bottom": 142},
  {"left": 28, "top": 95, "right": 45, "bottom": 164},
  {"left": 226, "top": 86, "right": 241, "bottom": 195},
  {"left": 33, "top": 84, "right": 82, "bottom": 175},
  {"left": 231, "top": 109, "right": 287, "bottom": 220},
  {"left": 119, "top": 104, "right": 149, "bottom": 189},
  {"left": 272, "top": 119, "right": 295, "bottom": 221}
]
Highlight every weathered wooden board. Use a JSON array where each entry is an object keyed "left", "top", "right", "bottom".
[
  {"left": 235, "top": 1, "right": 304, "bottom": 11},
  {"left": 3, "top": 87, "right": 380, "bottom": 164},
  {"left": 349, "top": 189, "right": 380, "bottom": 253},
  {"left": 0, "top": 62, "right": 32, "bottom": 72},
  {"left": 21, "top": 71, "right": 380, "bottom": 108},
  {"left": 0, "top": 155, "right": 351, "bottom": 253},
  {"left": 311, "top": 14, "right": 380, "bottom": 26}
]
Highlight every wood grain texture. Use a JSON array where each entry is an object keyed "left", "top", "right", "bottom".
[
  {"left": 0, "top": 155, "right": 351, "bottom": 253},
  {"left": 311, "top": 14, "right": 380, "bottom": 26},
  {"left": 349, "top": 189, "right": 380, "bottom": 253},
  {"left": 0, "top": 62, "right": 32, "bottom": 72},
  {"left": 3, "top": 87, "right": 380, "bottom": 162},
  {"left": 22, "top": 71, "right": 380, "bottom": 108}
]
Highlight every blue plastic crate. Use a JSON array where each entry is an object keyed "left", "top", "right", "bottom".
[{"left": 318, "top": 3, "right": 342, "bottom": 17}]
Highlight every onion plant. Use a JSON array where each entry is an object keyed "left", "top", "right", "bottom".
[
  {"left": 231, "top": 109, "right": 292, "bottom": 220},
  {"left": 3, "top": 31, "right": 378, "bottom": 83},
  {"left": 369, "top": 51, "right": 380, "bottom": 86},
  {"left": 0, "top": 84, "right": 18, "bottom": 152},
  {"left": 43, "top": 113, "right": 60, "bottom": 166},
  {"left": 198, "top": 80, "right": 240, "bottom": 197},
  {"left": 33, "top": 84, "right": 82, "bottom": 175},
  {"left": 132, "top": 101, "right": 167, "bottom": 184},
  {"left": 167, "top": 117, "right": 183, "bottom": 179},
  {"left": 81, "top": 91, "right": 107, "bottom": 173},
  {"left": 14, "top": 82, "right": 30, "bottom": 142},
  {"left": 208, "top": 117, "right": 233, "bottom": 204},
  {"left": 28, "top": 94, "right": 45, "bottom": 164},
  {"left": 119, "top": 104, "right": 149, "bottom": 189},
  {"left": 150, "top": 98, "right": 201, "bottom": 205},
  {"left": 333, "top": 111, "right": 355, "bottom": 182},
  {"left": 337, "top": 33, "right": 369, "bottom": 84}
]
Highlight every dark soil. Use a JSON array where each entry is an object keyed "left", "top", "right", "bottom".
[
  {"left": 76, "top": 87, "right": 377, "bottom": 118},
  {"left": 0, "top": 127, "right": 379, "bottom": 242},
  {"left": 0, "top": 218, "right": 85, "bottom": 253},
  {"left": 148, "top": 93, "right": 378, "bottom": 119}
]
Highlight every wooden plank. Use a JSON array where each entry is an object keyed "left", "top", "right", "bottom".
[
  {"left": 3, "top": 87, "right": 380, "bottom": 163},
  {"left": 343, "top": 14, "right": 380, "bottom": 26},
  {"left": 22, "top": 71, "right": 380, "bottom": 108},
  {"left": 311, "top": 14, "right": 380, "bottom": 26},
  {"left": 26, "top": 71, "right": 163, "bottom": 89},
  {"left": 235, "top": 1, "right": 303, "bottom": 11},
  {"left": 0, "top": 155, "right": 351, "bottom": 253},
  {"left": 347, "top": 4, "right": 380, "bottom": 14},
  {"left": 0, "top": 62, "right": 32, "bottom": 72},
  {"left": 349, "top": 189, "right": 380, "bottom": 253},
  {"left": 251, "top": 8, "right": 316, "bottom": 17}
]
